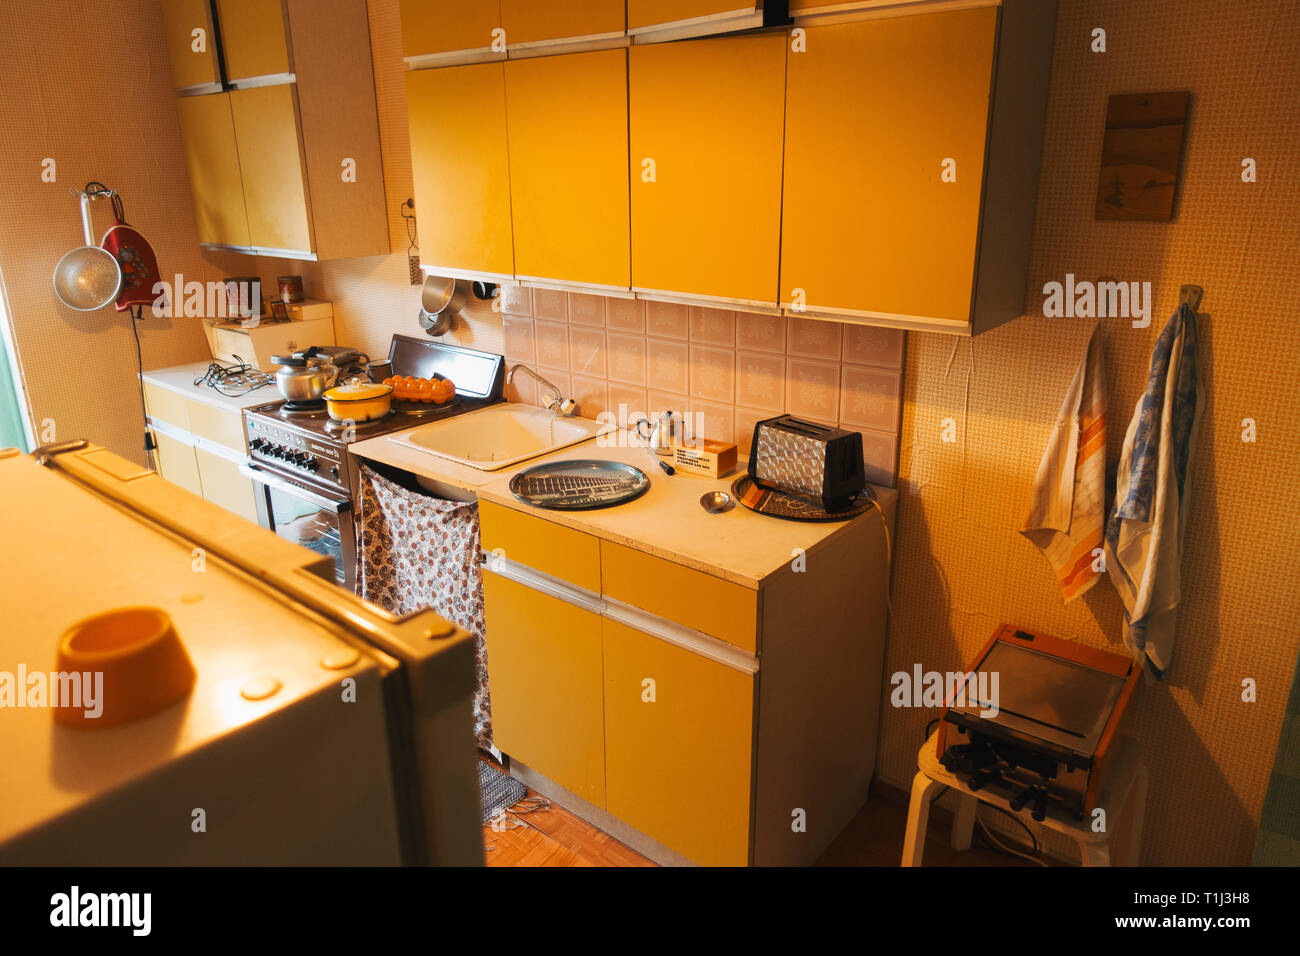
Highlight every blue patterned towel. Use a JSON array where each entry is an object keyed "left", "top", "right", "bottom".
[{"left": 1104, "top": 303, "right": 1204, "bottom": 679}]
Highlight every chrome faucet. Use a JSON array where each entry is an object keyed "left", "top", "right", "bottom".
[{"left": 507, "top": 363, "right": 578, "bottom": 417}]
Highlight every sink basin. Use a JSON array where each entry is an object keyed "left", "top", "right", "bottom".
[{"left": 388, "top": 402, "right": 615, "bottom": 471}]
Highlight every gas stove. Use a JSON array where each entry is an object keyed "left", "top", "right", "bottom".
[{"left": 244, "top": 337, "right": 505, "bottom": 496}]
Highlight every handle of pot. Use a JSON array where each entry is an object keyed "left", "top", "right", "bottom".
[{"left": 79, "top": 192, "right": 95, "bottom": 246}]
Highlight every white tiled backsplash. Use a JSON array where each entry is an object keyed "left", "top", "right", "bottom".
[{"left": 499, "top": 286, "right": 905, "bottom": 487}]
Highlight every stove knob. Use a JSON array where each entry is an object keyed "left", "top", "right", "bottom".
[
  {"left": 251, "top": 438, "right": 266, "bottom": 451},
  {"left": 301, "top": 457, "right": 319, "bottom": 472},
  {"left": 329, "top": 465, "right": 340, "bottom": 479}
]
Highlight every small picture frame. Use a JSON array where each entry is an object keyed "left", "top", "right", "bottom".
[{"left": 269, "top": 301, "right": 290, "bottom": 324}]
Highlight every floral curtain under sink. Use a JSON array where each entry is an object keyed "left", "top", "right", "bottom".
[{"left": 357, "top": 464, "right": 493, "bottom": 753}]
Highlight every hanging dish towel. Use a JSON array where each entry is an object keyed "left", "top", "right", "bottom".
[
  {"left": 357, "top": 464, "right": 494, "bottom": 752},
  {"left": 1021, "top": 324, "right": 1108, "bottom": 602},
  {"left": 1105, "top": 304, "right": 1204, "bottom": 680}
]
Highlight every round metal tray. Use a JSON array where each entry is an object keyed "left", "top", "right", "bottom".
[{"left": 510, "top": 459, "right": 650, "bottom": 511}]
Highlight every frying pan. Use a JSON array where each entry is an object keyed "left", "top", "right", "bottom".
[{"left": 53, "top": 192, "right": 122, "bottom": 311}]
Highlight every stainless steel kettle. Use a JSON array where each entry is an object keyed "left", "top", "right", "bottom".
[
  {"left": 273, "top": 352, "right": 341, "bottom": 403},
  {"left": 636, "top": 410, "right": 677, "bottom": 457}
]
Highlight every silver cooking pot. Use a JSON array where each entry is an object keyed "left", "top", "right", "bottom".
[{"left": 272, "top": 353, "right": 341, "bottom": 402}]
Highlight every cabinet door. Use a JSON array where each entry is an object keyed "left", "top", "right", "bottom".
[
  {"left": 151, "top": 431, "right": 204, "bottom": 497},
  {"left": 406, "top": 63, "right": 514, "bottom": 279},
  {"left": 505, "top": 50, "right": 630, "bottom": 289},
  {"left": 627, "top": 1, "right": 758, "bottom": 33},
  {"left": 603, "top": 618, "right": 754, "bottom": 865},
  {"left": 229, "top": 84, "right": 314, "bottom": 253},
  {"left": 780, "top": 8, "right": 997, "bottom": 323},
  {"left": 193, "top": 448, "right": 259, "bottom": 524},
  {"left": 500, "top": 0, "right": 624, "bottom": 47},
  {"left": 399, "top": 0, "right": 501, "bottom": 60},
  {"left": 629, "top": 34, "right": 786, "bottom": 306},
  {"left": 176, "top": 93, "right": 251, "bottom": 248},
  {"left": 483, "top": 574, "right": 606, "bottom": 806},
  {"left": 215, "top": 0, "right": 292, "bottom": 82},
  {"left": 161, "top": 0, "right": 221, "bottom": 91}
]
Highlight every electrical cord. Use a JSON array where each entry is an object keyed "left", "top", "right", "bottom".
[
  {"left": 977, "top": 801, "right": 1045, "bottom": 868},
  {"left": 129, "top": 304, "right": 155, "bottom": 467},
  {"left": 868, "top": 495, "right": 893, "bottom": 617},
  {"left": 193, "top": 356, "right": 274, "bottom": 397}
]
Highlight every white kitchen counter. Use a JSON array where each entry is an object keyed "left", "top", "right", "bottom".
[
  {"left": 141, "top": 361, "right": 278, "bottom": 414},
  {"left": 350, "top": 410, "right": 897, "bottom": 589}
]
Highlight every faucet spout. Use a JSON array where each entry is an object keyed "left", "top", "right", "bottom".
[{"left": 506, "top": 363, "right": 578, "bottom": 417}]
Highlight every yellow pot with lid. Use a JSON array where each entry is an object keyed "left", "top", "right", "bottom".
[{"left": 323, "top": 378, "right": 394, "bottom": 422}]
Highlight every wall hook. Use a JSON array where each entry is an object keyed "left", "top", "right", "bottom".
[{"left": 1179, "top": 284, "right": 1204, "bottom": 314}]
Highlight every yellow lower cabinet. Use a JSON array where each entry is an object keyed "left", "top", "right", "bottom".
[
  {"left": 193, "top": 447, "right": 259, "bottom": 524},
  {"left": 151, "top": 430, "right": 203, "bottom": 497},
  {"left": 482, "top": 573, "right": 606, "bottom": 807},
  {"left": 602, "top": 618, "right": 754, "bottom": 865}
]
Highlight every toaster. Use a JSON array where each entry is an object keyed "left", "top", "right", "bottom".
[{"left": 748, "top": 415, "right": 866, "bottom": 510}]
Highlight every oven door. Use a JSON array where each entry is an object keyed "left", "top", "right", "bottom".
[{"left": 241, "top": 463, "right": 357, "bottom": 590}]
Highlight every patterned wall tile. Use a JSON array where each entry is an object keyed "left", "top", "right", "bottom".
[
  {"left": 786, "top": 357, "right": 841, "bottom": 423},
  {"left": 568, "top": 327, "right": 607, "bottom": 379},
  {"left": 606, "top": 297, "right": 646, "bottom": 333},
  {"left": 607, "top": 332, "right": 648, "bottom": 386},
  {"left": 646, "top": 338, "right": 689, "bottom": 393},
  {"left": 645, "top": 300, "right": 689, "bottom": 339},
  {"left": 534, "top": 319, "right": 569, "bottom": 368},
  {"left": 689, "top": 345, "right": 735, "bottom": 403},
  {"left": 568, "top": 292, "right": 606, "bottom": 327},
  {"left": 736, "top": 311, "right": 787, "bottom": 353},
  {"left": 735, "top": 350, "right": 785, "bottom": 411},
  {"left": 533, "top": 288, "right": 568, "bottom": 321},
  {"left": 689, "top": 306, "right": 735, "bottom": 346}
]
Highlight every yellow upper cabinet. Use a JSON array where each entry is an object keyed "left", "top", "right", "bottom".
[
  {"left": 229, "top": 85, "right": 313, "bottom": 253},
  {"left": 629, "top": 33, "right": 786, "bottom": 306},
  {"left": 499, "top": 0, "right": 625, "bottom": 47},
  {"left": 215, "top": 0, "right": 293, "bottom": 82},
  {"left": 399, "top": 0, "right": 502, "bottom": 61},
  {"left": 175, "top": 93, "right": 250, "bottom": 248},
  {"left": 505, "top": 50, "right": 630, "bottom": 289},
  {"left": 407, "top": 62, "right": 514, "bottom": 279},
  {"left": 780, "top": 8, "right": 997, "bottom": 324},
  {"left": 161, "top": 0, "right": 221, "bottom": 91},
  {"left": 627, "top": 0, "right": 760, "bottom": 34}
]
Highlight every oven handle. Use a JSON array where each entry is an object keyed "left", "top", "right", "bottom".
[{"left": 240, "top": 463, "right": 350, "bottom": 513}]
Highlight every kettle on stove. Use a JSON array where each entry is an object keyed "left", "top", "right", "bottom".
[{"left": 272, "top": 346, "right": 366, "bottom": 403}]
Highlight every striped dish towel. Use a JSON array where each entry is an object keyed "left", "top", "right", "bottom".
[{"left": 1021, "top": 325, "right": 1108, "bottom": 602}]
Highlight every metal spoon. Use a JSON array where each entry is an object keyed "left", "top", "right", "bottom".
[{"left": 700, "top": 490, "right": 733, "bottom": 514}]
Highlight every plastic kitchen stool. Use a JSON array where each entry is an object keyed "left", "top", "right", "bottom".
[{"left": 902, "top": 730, "right": 1147, "bottom": 867}]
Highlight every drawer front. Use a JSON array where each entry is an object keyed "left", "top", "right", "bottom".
[
  {"left": 479, "top": 501, "right": 601, "bottom": 593},
  {"left": 603, "top": 617, "right": 754, "bottom": 865},
  {"left": 143, "top": 382, "right": 193, "bottom": 431},
  {"left": 483, "top": 572, "right": 606, "bottom": 807},
  {"left": 187, "top": 400, "right": 247, "bottom": 454},
  {"left": 601, "top": 540, "right": 758, "bottom": 653}
]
